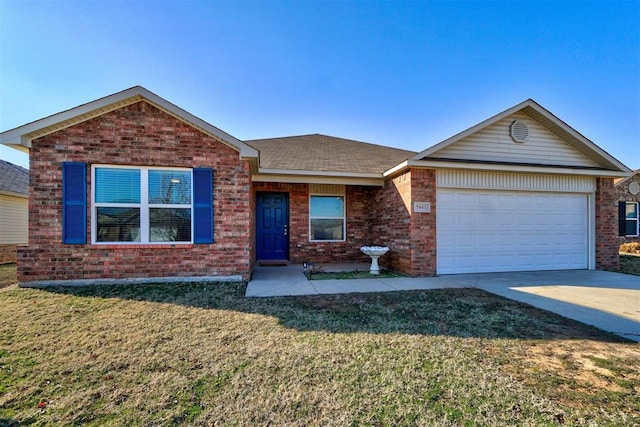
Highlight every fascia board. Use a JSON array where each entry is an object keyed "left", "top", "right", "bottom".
[
  {"left": 0, "top": 86, "right": 259, "bottom": 159},
  {"left": 0, "top": 190, "right": 28, "bottom": 198},
  {"left": 407, "top": 159, "right": 632, "bottom": 178},
  {"left": 0, "top": 87, "right": 144, "bottom": 147},
  {"left": 252, "top": 174, "right": 383, "bottom": 186},
  {"left": 257, "top": 167, "right": 382, "bottom": 179},
  {"left": 522, "top": 100, "right": 632, "bottom": 173},
  {"left": 383, "top": 160, "right": 409, "bottom": 177}
]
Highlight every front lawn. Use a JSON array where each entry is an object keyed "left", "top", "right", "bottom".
[
  {"left": 0, "top": 263, "right": 17, "bottom": 288},
  {"left": 1, "top": 282, "right": 638, "bottom": 426},
  {"left": 620, "top": 254, "right": 640, "bottom": 276}
]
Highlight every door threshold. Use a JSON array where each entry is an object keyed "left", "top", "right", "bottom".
[{"left": 258, "top": 260, "right": 290, "bottom": 266}]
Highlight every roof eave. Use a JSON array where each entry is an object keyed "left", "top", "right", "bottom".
[
  {"left": 394, "top": 159, "right": 631, "bottom": 178},
  {"left": 258, "top": 167, "right": 382, "bottom": 179},
  {"left": 0, "top": 190, "right": 28, "bottom": 198},
  {"left": 0, "top": 86, "right": 259, "bottom": 158},
  {"left": 254, "top": 167, "right": 384, "bottom": 186}
]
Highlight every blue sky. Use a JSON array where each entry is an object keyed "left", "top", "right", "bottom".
[{"left": 1, "top": 0, "right": 639, "bottom": 170}]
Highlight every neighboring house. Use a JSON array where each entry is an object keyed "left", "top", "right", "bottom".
[
  {"left": 615, "top": 169, "right": 640, "bottom": 244},
  {"left": 0, "top": 160, "right": 28, "bottom": 264},
  {"left": 0, "top": 86, "right": 631, "bottom": 284}
]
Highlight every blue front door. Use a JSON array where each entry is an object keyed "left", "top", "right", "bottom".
[{"left": 256, "top": 192, "right": 289, "bottom": 260}]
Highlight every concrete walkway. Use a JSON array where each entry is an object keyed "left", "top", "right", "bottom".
[
  {"left": 246, "top": 263, "right": 467, "bottom": 297},
  {"left": 246, "top": 265, "right": 640, "bottom": 342}
]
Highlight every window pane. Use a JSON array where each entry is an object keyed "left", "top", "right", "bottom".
[
  {"left": 95, "top": 168, "right": 140, "bottom": 203},
  {"left": 149, "top": 170, "right": 192, "bottom": 205},
  {"left": 310, "top": 218, "right": 344, "bottom": 241},
  {"left": 626, "top": 203, "right": 638, "bottom": 219},
  {"left": 310, "top": 196, "right": 344, "bottom": 217},
  {"left": 150, "top": 208, "right": 192, "bottom": 242},
  {"left": 626, "top": 220, "right": 639, "bottom": 236},
  {"left": 96, "top": 207, "right": 140, "bottom": 242}
]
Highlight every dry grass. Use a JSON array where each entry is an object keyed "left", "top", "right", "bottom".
[
  {"left": 0, "top": 264, "right": 18, "bottom": 289},
  {"left": 1, "top": 281, "right": 638, "bottom": 426},
  {"left": 620, "top": 242, "right": 640, "bottom": 255}
]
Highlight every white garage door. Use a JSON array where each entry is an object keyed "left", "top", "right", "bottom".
[{"left": 437, "top": 190, "right": 588, "bottom": 274}]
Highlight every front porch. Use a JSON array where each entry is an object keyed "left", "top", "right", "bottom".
[{"left": 246, "top": 263, "right": 464, "bottom": 297}]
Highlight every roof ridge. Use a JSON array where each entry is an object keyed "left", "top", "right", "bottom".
[{"left": 247, "top": 133, "right": 416, "bottom": 154}]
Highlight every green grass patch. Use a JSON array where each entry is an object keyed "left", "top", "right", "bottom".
[
  {"left": 0, "top": 263, "right": 17, "bottom": 288},
  {"left": 1, "top": 281, "right": 638, "bottom": 425},
  {"left": 619, "top": 253, "right": 640, "bottom": 276}
]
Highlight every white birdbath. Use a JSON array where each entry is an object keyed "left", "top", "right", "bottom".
[{"left": 360, "top": 246, "right": 390, "bottom": 275}]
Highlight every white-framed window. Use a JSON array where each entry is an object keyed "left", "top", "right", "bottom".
[
  {"left": 309, "top": 195, "right": 346, "bottom": 241},
  {"left": 91, "top": 165, "right": 193, "bottom": 244},
  {"left": 626, "top": 202, "right": 639, "bottom": 236}
]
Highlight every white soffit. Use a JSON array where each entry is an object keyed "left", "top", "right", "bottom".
[
  {"left": 411, "top": 99, "right": 631, "bottom": 174},
  {"left": 614, "top": 169, "right": 640, "bottom": 187},
  {"left": 0, "top": 86, "right": 259, "bottom": 159}
]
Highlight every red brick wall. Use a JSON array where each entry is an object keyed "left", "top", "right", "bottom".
[
  {"left": 18, "top": 101, "right": 253, "bottom": 282},
  {"left": 0, "top": 244, "right": 24, "bottom": 264},
  {"left": 615, "top": 174, "right": 640, "bottom": 246},
  {"left": 595, "top": 177, "right": 620, "bottom": 270},
  {"left": 252, "top": 182, "right": 376, "bottom": 265},
  {"left": 372, "top": 171, "right": 412, "bottom": 273},
  {"left": 371, "top": 168, "right": 437, "bottom": 276}
]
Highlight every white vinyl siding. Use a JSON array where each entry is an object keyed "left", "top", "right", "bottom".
[
  {"left": 429, "top": 112, "right": 599, "bottom": 167},
  {"left": 437, "top": 170, "right": 596, "bottom": 193},
  {"left": 0, "top": 194, "right": 28, "bottom": 244}
]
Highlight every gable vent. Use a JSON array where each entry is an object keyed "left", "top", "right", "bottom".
[{"left": 510, "top": 120, "right": 529, "bottom": 143}]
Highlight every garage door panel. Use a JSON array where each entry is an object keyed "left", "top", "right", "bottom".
[{"left": 437, "top": 189, "right": 588, "bottom": 274}]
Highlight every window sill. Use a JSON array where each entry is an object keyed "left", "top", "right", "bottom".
[{"left": 90, "top": 243, "right": 195, "bottom": 249}]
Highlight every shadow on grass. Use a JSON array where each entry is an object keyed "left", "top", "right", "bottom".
[{"left": 32, "top": 281, "right": 632, "bottom": 343}]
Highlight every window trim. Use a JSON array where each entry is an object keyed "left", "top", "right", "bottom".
[
  {"left": 308, "top": 193, "right": 346, "bottom": 242},
  {"left": 91, "top": 165, "right": 194, "bottom": 245},
  {"left": 626, "top": 201, "right": 639, "bottom": 237}
]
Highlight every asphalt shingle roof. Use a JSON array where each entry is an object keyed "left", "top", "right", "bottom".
[
  {"left": 246, "top": 134, "right": 415, "bottom": 175},
  {"left": 0, "top": 159, "right": 29, "bottom": 196}
]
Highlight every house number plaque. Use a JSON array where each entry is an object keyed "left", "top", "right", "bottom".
[{"left": 413, "top": 201, "right": 431, "bottom": 213}]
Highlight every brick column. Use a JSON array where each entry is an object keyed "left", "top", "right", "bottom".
[
  {"left": 595, "top": 177, "right": 619, "bottom": 270},
  {"left": 409, "top": 168, "right": 437, "bottom": 276}
]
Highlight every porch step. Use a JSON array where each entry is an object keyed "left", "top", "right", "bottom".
[{"left": 258, "top": 260, "right": 289, "bottom": 266}]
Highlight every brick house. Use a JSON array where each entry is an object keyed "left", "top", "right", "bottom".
[
  {"left": 0, "top": 87, "right": 631, "bottom": 284},
  {"left": 615, "top": 170, "right": 640, "bottom": 244}
]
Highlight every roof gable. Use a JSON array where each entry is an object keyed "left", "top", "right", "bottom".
[
  {"left": 0, "top": 86, "right": 258, "bottom": 158},
  {"left": 0, "top": 160, "right": 29, "bottom": 197},
  {"left": 411, "top": 99, "right": 630, "bottom": 173}
]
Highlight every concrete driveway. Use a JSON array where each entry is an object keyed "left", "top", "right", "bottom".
[{"left": 441, "top": 270, "right": 640, "bottom": 342}]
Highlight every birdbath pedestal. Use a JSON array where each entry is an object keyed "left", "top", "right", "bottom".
[{"left": 360, "top": 246, "right": 390, "bottom": 275}]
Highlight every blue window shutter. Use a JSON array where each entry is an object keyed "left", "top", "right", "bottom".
[
  {"left": 618, "top": 201, "right": 627, "bottom": 236},
  {"left": 62, "top": 162, "right": 87, "bottom": 244},
  {"left": 193, "top": 168, "right": 213, "bottom": 244}
]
